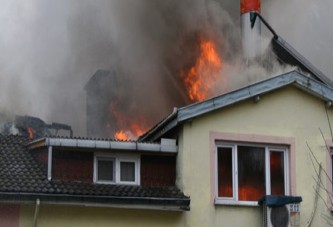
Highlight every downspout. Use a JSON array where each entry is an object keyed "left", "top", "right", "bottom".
[
  {"left": 47, "top": 145, "right": 52, "bottom": 181},
  {"left": 33, "top": 198, "right": 40, "bottom": 227}
]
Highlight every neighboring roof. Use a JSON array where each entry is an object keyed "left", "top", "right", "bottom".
[
  {"left": 271, "top": 35, "right": 333, "bottom": 88},
  {"left": 139, "top": 70, "right": 333, "bottom": 142},
  {"left": 254, "top": 12, "right": 333, "bottom": 88},
  {"left": 0, "top": 135, "right": 189, "bottom": 211}
]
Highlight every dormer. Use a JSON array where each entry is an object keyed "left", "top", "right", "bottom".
[{"left": 27, "top": 137, "right": 178, "bottom": 187}]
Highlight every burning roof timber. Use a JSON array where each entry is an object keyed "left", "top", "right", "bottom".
[{"left": 0, "top": 114, "right": 73, "bottom": 139}]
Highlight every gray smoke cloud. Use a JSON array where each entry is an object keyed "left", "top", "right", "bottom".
[{"left": 0, "top": 0, "right": 332, "bottom": 137}]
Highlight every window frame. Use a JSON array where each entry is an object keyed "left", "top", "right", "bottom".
[
  {"left": 215, "top": 142, "right": 289, "bottom": 206},
  {"left": 94, "top": 153, "right": 140, "bottom": 185},
  {"left": 94, "top": 156, "right": 116, "bottom": 184}
]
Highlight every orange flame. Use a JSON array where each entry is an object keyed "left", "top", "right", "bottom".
[
  {"left": 109, "top": 101, "right": 149, "bottom": 140},
  {"left": 114, "top": 130, "right": 129, "bottom": 140},
  {"left": 27, "top": 127, "right": 36, "bottom": 139},
  {"left": 181, "top": 36, "right": 222, "bottom": 102}
]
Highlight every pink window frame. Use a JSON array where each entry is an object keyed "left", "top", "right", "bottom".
[
  {"left": 209, "top": 131, "right": 296, "bottom": 205},
  {"left": 325, "top": 140, "right": 333, "bottom": 210}
]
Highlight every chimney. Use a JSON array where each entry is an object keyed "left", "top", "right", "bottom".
[{"left": 241, "top": 0, "right": 261, "bottom": 64}]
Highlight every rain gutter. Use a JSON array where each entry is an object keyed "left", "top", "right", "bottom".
[
  {"left": 0, "top": 192, "right": 190, "bottom": 212},
  {"left": 27, "top": 137, "right": 177, "bottom": 153}
]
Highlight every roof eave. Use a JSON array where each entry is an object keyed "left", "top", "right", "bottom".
[
  {"left": 141, "top": 70, "right": 333, "bottom": 141},
  {"left": 27, "top": 137, "right": 178, "bottom": 154},
  {"left": 0, "top": 192, "right": 190, "bottom": 211}
]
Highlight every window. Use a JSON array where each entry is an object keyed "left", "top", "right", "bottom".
[
  {"left": 215, "top": 142, "right": 289, "bottom": 206},
  {"left": 96, "top": 157, "right": 115, "bottom": 182},
  {"left": 94, "top": 154, "right": 140, "bottom": 185}
]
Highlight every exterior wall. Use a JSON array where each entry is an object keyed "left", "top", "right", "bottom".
[
  {"left": 19, "top": 205, "right": 185, "bottom": 227},
  {"left": 0, "top": 204, "right": 19, "bottom": 227},
  {"left": 52, "top": 150, "right": 93, "bottom": 182},
  {"left": 141, "top": 155, "right": 176, "bottom": 186},
  {"left": 177, "top": 86, "right": 333, "bottom": 226}
]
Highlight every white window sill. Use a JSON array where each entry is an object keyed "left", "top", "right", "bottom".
[
  {"left": 215, "top": 198, "right": 259, "bottom": 207},
  {"left": 95, "top": 181, "right": 139, "bottom": 186}
]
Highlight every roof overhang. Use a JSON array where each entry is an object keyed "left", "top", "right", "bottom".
[
  {"left": 27, "top": 137, "right": 177, "bottom": 154},
  {"left": 0, "top": 192, "right": 190, "bottom": 211},
  {"left": 140, "top": 70, "right": 333, "bottom": 142}
]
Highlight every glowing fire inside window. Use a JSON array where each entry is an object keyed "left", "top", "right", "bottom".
[{"left": 217, "top": 145, "right": 287, "bottom": 202}]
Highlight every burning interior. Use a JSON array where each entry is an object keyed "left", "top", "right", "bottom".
[
  {"left": 85, "top": 33, "right": 227, "bottom": 140},
  {"left": 0, "top": 114, "right": 72, "bottom": 139}
]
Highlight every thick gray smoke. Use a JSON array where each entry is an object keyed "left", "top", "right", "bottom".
[
  {"left": 263, "top": 0, "right": 333, "bottom": 77},
  {"left": 0, "top": 0, "right": 332, "bottom": 137}
]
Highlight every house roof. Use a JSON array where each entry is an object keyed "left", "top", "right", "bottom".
[
  {"left": 0, "top": 134, "right": 189, "bottom": 211},
  {"left": 139, "top": 70, "right": 333, "bottom": 142},
  {"left": 255, "top": 12, "right": 333, "bottom": 88}
]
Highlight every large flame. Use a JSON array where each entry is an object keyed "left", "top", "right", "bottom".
[
  {"left": 110, "top": 101, "right": 149, "bottom": 140},
  {"left": 181, "top": 36, "right": 222, "bottom": 102},
  {"left": 110, "top": 36, "right": 222, "bottom": 140}
]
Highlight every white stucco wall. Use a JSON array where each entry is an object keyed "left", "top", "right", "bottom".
[{"left": 177, "top": 85, "right": 333, "bottom": 227}]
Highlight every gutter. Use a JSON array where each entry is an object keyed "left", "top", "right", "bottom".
[
  {"left": 27, "top": 137, "right": 178, "bottom": 153},
  {"left": 0, "top": 192, "right": 190, "bottom": 212}
]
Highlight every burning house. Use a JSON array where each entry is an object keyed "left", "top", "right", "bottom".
[
  {"left": 0, "top": 114, "right": 73, "bottom": 139},
  {"left": 1, "top": 0, "right": 333, "bottom": 227}
]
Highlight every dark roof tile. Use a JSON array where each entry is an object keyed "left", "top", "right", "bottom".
[{"left": 0, "top": 135, "right": 189, "bottom": 210}]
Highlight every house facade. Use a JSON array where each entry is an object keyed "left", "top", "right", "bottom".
[
  {"left": 1, "top": 70, "right": 333, "bottom": 226},
  {"left": 140, "top": 70, "right": 333, "bottom": 226}
]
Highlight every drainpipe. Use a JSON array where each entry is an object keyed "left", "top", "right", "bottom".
[
  {"left": 33, "top": 198, "right": 40, "bottom": 227},
  {"left": 47, "top": 145, "right": 52, "bottom": 181}
]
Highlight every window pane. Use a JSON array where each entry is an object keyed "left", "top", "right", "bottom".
[
  {"left": 120, "top": 161, "right": 135, "bottom": 182},
  {"left": 270, "top": 151, "right": 285, "bottom": 195},
  {"left": 217, "top": 147, "right": 233, "bottom": 197},
  {"left": 97, "top": 159, "right": 114, "bottom": 181},
  {"left": 238, "top": 146, "right": 265, "bottom": 201}
]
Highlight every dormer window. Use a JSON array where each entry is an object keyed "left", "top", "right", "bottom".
[
  {"left": 94, "top": 154, "right": 140, "bottom": 185},
  {"left": 96, "top": 157, "right": 115, "bottom": 182}
]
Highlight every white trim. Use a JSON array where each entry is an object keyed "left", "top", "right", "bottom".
[
  {"left": 94, "top": 153, "right": 140, "bottom": 185},
  {"left": 265, "top": 147, "right": 271, "bottom": 195},
  {"left": 28, "top": 138, "right": 177, "bottom": 153},
  {"left": 215, "top": 142, "right": 289, "bottom": 205},
  {"left": 94, "top": 156, "right": 116, "bottom": 183},
  {"left": 117, "top": 158, "right": 140, "bottom": 185}
]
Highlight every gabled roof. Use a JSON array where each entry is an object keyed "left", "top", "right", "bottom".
[
  {"left": 139, "top": 70, "right": 333, "bottom": 142},
  {"left": 0, "top": 135, "right": 189, "bottom": 211}
]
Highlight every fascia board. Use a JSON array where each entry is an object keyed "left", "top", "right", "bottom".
[{"left": 178, "top": 71, "right": 299, "bottom": 122}]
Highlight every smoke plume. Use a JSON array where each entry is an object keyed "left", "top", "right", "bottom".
[{"left": 0, "top": 0, "right": 332, "bottom": 137}]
